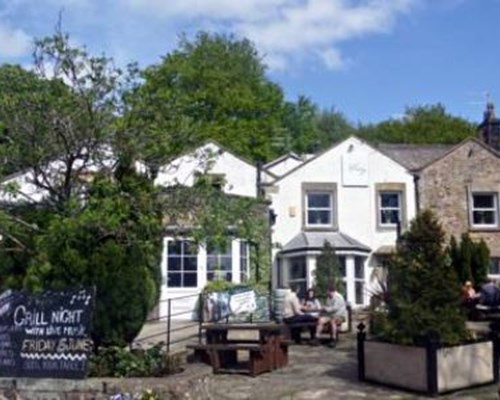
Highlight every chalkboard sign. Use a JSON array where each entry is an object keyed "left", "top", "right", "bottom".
[{"left": 0, "top": 287, "right": 95, "bottom": 379}]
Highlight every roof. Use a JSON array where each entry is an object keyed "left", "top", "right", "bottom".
[
  {"left": 373, "top": 143, "right": 453, "bottom": 171},
  {"left": 263, "top": 152, "right": 302, "bottom": 170},
  {"left": 281, "top": 231, "right": 371, "bottom": 254}
]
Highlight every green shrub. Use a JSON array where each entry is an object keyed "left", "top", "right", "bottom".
[
  {"left": 382, "top": 210, "right": 468, "bottom": 346},
  {"left": 88, "top": 342, "right": 181, "bottom": 377}
]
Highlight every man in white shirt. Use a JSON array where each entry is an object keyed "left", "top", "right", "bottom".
[
  {"left": 314, "top": 284, "right": 347, "bottom": 347},
  {"left": 282, "top": 285, "right": 317, "bottom": 343}
]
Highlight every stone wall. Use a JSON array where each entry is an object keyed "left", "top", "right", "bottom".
[
  {"left": 419, "top": 140, "right": 500, "bottom": 256},
  {"left": 0, "top": 371, "right": 212, "bottom": 400}
]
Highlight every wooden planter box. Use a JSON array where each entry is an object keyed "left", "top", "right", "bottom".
[{"left": 357, "top": 325, "right": 499, "bottom": 395}]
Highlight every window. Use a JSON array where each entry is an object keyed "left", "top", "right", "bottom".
[
  {"left": 288, "top": 257, "right": 307, "bottom": 298},
  {"left": 378, "top": 191, "right": 401, "bottom": 227},
  {"left": 490, "top": 258, "right": 500, "bottom": 275},
  {"left": 306, "top": 192, "right": 332, "bottom": 227},
  {"left": 240, "top": 241, "right": 249, "bottom": 282},
  {"left": 354, "top": 257, "right": 365, "bottom": 305},
  {"left": 471, "top": 193, "right": 498, "bottom": 227},
  {"left": 167, "top": 240, "right": 198, "bottom": 287},
  {"left": 207, "top": 243, "right": 232, "bottom": 282}
]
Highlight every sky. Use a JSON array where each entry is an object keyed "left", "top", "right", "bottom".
[{"left": 0, "top": 0, "right": 498, "bottom": 125}]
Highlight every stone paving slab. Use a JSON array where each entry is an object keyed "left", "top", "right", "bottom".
[{"left": 198, "top": 333, "right": 500, "bottom": 400}]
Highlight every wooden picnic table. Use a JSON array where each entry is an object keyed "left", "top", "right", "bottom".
[{"left": 203, "top": 322, "right": 288, "bottom": 376}]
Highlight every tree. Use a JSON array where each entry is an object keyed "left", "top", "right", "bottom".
[
  {"left": 280, "top": 96, "right": 319, "bottom": 154},
  {"left": 358, "top": 104, "right": 475, "bottom": 144},
  {"left": 128, "top": 31, "right": 286, "bottom": 168},
  {"left": 471, "top": 239, "right": 490, "bottom": 287},
  {"left": 315, "top": 107, "right": 356, "bottom": 149},
  {"left": 314, "top": 241, "right": 345, "bottom": 298},
  {"left": 447, "top": 233, "right": 490, "bottom": 288},
  {"left": 0, "top": 29, "right": 163, "bottom": 348},
  {"left": 23, "top": 171, "right": 163, "bottom": 347},
  {"left": 384, "top": 210, "right": 468, "bottom": 345}
]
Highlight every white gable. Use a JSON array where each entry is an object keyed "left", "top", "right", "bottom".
[
  {"left": 154, "top": 141, "right": 258, "bottom": 198},
  {"left": 268, "top": 136, "right": 416, "bottom": 255}
]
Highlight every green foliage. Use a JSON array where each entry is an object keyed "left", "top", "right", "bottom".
[
  {"left": 88, "top": 343, "right": 179, "bottom": 377},
  {"left": 129, "top": 31, "right": 286, "bottom": 165},
  {"left": 471, "top": 239, "right": 490, "bottom": 287},
  {"left": 314, "top": 241, "right": 345, "bottom": 298},
  {"left": 315, "top": 107, "right": 356, "bottom": 150},
  {"left": 382, "top": 210, "right": 468, "bottom": 345},
  {"left": 0, "top": 171, "right": 163, "bottom": 348},
  {"left": 162, "top": 183, "right": 271, "bottom": 286},
  {"left": 203, "top": 279, "right": 238, "bottom": 294},
  {"left": 357, "top": 104, "right": 475, "bottom": 144},
  {"left": 447, "top": 234, "right": 490, "bottom": 287}
]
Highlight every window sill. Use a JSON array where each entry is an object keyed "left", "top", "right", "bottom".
[
  {"left": 469, "top": 226, "right": 500, "bottom": 232},
  {"left": 303, "top": 226, "right": 338, "bottom": 232}
]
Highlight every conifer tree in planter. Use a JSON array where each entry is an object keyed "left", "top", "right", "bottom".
[
  {"left": 383, "top": 210, "right": 467, "bottom": 345},
  {"left": 314, "top": 241, "right": 345, "bottom": 299},
  {"left": 359, "top": 210, "right": 498, "bottom": 395}
]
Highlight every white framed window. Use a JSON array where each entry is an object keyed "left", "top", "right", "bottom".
[
  {"left": 207, "top": 242, "right": 232, "bottom": 282},
  {"left": 306, "top": 192, "right": 332, "bottom": 227},
  {"left": 240, "top": 241, "right": 249, "bottom": 283},
  {"left": 167, "top": 240, "right": 198, "bottom": 287},
  {"left": 471, "top": 193, "right": 498, "bottom": 227},
  {"left": 378, "top": 191, "right": 401, "bottom": 227},
  {"left": 354, "top": 257, "right": 365, "bottom": 306}
]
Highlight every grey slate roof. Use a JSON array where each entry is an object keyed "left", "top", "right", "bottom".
[
  {"left": 281, "top": 231, "right": 371, "bottom": 254},
  {"left": 373, "top": 143, "right": 453, "bottom": 171}
]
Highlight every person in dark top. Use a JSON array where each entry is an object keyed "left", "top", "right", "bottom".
[{"left": 479, "top": 280, "right": 500, "bottom": 307}]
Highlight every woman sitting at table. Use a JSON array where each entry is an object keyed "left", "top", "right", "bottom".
[{"left": 302, "top": 288, "right": 322, "bottom": 318}]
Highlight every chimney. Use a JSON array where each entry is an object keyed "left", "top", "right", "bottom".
[{"left": 478, "top": 101, "right": 500, "bottom": 151}]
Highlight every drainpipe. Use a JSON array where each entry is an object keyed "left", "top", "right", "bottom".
[
  {"left": 413, "top": 173, "right": 420, "bottom": 214},
  {"left": 256, "top": 160, "right": 264, "bottom": 198}
]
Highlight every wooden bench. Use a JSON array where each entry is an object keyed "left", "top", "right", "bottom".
[
  {"left": 187, "top": 339, "right": 290, "bottom": 375},
  {"left": 206, "top": 342, "right": 271, "bottom": 376}
]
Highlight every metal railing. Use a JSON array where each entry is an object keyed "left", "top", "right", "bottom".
[{"left": 133, "top": 293, "right": 204, "bottom": 353}]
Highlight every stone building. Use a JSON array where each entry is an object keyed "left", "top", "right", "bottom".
[{"left": 416, "top": 138, "right": 500, "bottom": 274}]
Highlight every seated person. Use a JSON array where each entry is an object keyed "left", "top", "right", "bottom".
[
  {"left": 312, "top": 284, "right": 347, "bottom": 347},
  {"left": 479, "top": 280, "right": 500, "bottom": 307},
  {"left": 302, "top": 288, "right": 322, "bottom": 318},
  {"left": 282, "top": 285, "right": 317, "bottom": 343},
  {"left": 461, "top": 280, "right": 479, "bottom": 306}
]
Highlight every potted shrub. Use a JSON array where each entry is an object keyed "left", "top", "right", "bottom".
[{"left": 358, "top": 210, "right": 500, "bottom": 395}]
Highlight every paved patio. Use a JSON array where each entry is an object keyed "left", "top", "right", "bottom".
[{"left": 184, "top": 330, "right": 499, "bottom": 400}]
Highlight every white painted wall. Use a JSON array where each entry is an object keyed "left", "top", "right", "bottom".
[
  {"left": 267, "top": 136, "right": 416, "bottom": 305},
  {"left": 155, "top": 141, "right": 258, "bottom": 198}
]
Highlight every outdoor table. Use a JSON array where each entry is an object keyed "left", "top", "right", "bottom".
[{"left": 203, "top": 322, "right": 288, "bottom": 376}]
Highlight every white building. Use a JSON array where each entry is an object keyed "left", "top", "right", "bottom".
[
  {"left": 154, "top": 141, "right": 267, "bottom": 318},
  {"left": 264, "top": 136, "right": 417, "bottom": 307},
  {"left": 0, "top": 136, "right": 418, "bottom": 316}
]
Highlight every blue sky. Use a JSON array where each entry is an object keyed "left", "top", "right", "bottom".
[{"left": 0, "top": 0, "right": 498, "bottom": 125}]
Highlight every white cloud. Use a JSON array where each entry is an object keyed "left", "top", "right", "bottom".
[
  {"left": 127, "top": 0, "right": 416, "bottom": 70},
  {"left": 0, "top": 23, "right": 31, "bottom": 57},
  {"left": 127, "top": 0, "right": 289, "bottom": 21},
  {"left": 318, "top": 48, "right": 346, "bottom": 71}
]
